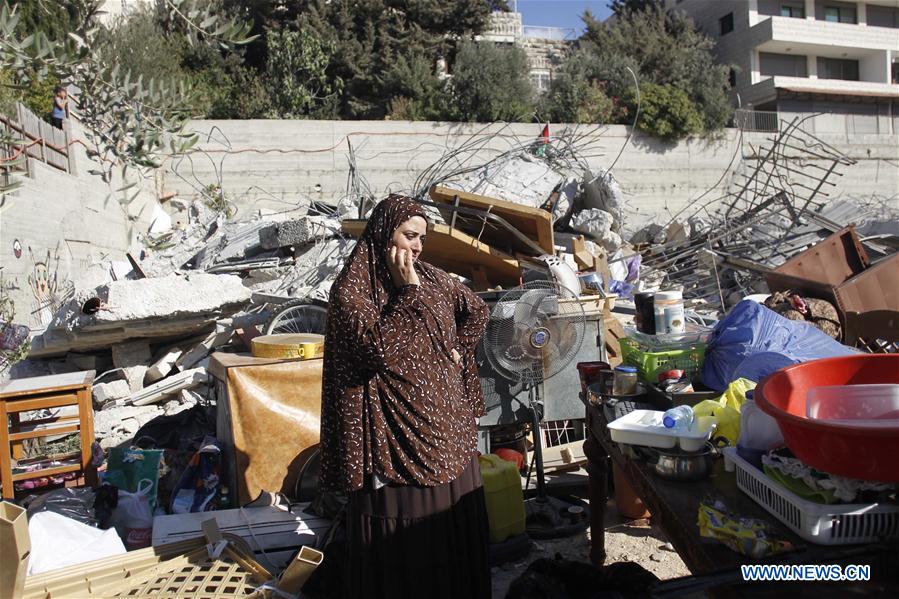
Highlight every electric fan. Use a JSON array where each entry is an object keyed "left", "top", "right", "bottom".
[{"left": 483, "top": 279, "right": 589, "bottom": 538}]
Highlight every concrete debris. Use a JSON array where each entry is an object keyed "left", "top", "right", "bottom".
[
  {"left": 258, "top": 216, "right": 342, "bottom": 250},
  {"left": 31, "top": 273, "right": 252, "bottom": 357},
  {"left": 110, "top": 367, "right": 208, "bottom": 408},
  {"left": 176, "top": 330, "right": 232, "bottom": 370},
  {"left": 570, "top": 209, "right": 623, "bottom": 253},
  {"left": 95, "top": 404, "right": 164, "bottom": 449},
  {"left": 145, "top": 347, "right": 184, "bottom": 384},
  {"left": 582, "top": 169, "right": 624, "bottom": 230},
  {"left": 449, "top": 153, "right": 563, "bottom": 211},
  {"left": 92, "top": 379, "right": 132, "bottom": 408},
  {"left": 111, "top": 340, "right": 152, "bottom": 393},
  {"left": 248, "top": 236, "right": 357, "bottom": 302}
]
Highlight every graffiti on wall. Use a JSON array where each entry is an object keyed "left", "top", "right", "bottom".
[{"left": 27, "top": 246, "right": 62, "bottom": 327}]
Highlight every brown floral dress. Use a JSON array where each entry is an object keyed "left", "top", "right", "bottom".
[{"left": 318, "top": 195, "right": 491, "bottom": 599}]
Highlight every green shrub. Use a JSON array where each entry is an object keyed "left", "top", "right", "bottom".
[
  {"left": 630, "top": 82, "right": 703, "bottom": 140},
  {"left": 449, "top": 41, "right": 533, "bottom": 122}
]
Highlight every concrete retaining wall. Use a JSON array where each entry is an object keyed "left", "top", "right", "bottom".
[{"left": 163, "top": 118, "right": 898, "bottom": 223}]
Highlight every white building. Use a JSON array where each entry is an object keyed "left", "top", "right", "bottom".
[
  {"left": 99, "top": 0, "right": 149, "bottom": 23},
  {"left": 669, "top": 0, "right": 898, "bottom": 132},
  {"left": 480, "top": 12, "right": 573, "bottom": 93}
]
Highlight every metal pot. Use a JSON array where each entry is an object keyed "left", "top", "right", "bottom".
[{"left": 649, "top": 442, "right": 721, "bottom": 482}]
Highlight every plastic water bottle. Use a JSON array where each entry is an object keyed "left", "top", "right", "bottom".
[{"left": 662, "top": 405, "right": 695, "bottom": 432}]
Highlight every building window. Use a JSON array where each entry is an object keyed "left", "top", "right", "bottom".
[
  {"left": 817, "top": 57, "right": 859, "bottom": 81},
  {"left": 530, "top": 72, "right": 551, "bottom": 93},
  {"left": 729, "top": 68, "right": 737, "bottom": 88},
  {"left": 780, "top": 2, "right": 805, "bottom": 18},
  {"left": 719, "top": 13, "right": 734, "bottom": 35},
  {"left": 824, "top": 5, "right": 856, "bottom": 24},
  {"left": 892, "top": 62, "right": 898, "bottom": 85},
  {"left": 759, "top": 52, "right": 808, "bottom": 78}
]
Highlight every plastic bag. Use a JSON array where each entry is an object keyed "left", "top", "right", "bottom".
[
  {"left": 114, "top": 479, "right": 154, "bottom": 550},
  {"left": 25, "top": 486, "right": 98, "bottom": 527},
  {"left": 701, "top": 300, "right": 856, "bottom": 392},
  {"left": 103, "top": 447, "right": 163, "bottom": 510},
  {"left": 27, "top": 511, "right": 126, "bottom": 575},
  {"left": 170, "top": 436, "right": 222, "bottom": 514},
  {"left": 692, "top": 377, "right": 756, "bottom": 445},
  {"left": 693, "top": 400, "right": 741, "bottom": 445}
]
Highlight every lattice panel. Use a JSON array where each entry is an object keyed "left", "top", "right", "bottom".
[{"left": 102, "top": 546, "right": 271, "bottom": 599}]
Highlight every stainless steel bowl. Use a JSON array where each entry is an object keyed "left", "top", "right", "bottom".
[{"left": 650, "top": 443, "right": 717, "bottom": 482}]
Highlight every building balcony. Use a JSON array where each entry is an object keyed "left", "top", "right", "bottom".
[
  {"left": 743, "top": 75, "right": 899, "bottom": 106},
  {"left": 750, "top": 16, "right": 899, "bottom": 56}
]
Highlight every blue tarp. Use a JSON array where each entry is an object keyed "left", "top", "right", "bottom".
[{"left": 701, "top": 300, "right": 856, "bottom": 391}]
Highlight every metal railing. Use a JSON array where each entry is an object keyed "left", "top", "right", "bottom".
[
  {"left": 0, "top": 103, "right": 72, "bottom": 174},
  {"left": 522, "top": 25, "right": 576, "bottom": 41},
  {"left": 733, "top": 109, "right": 779, "bottom": 132}
]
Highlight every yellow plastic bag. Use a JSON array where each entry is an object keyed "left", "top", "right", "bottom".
[
  {"left": 720, "top": 378, "right": 756, "bottom": 411},
  {"left": 692, "top": 377, "right": 756, "bottom": 445}
]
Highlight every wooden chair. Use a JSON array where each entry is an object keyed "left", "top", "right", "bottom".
[{"left": 843, "top": 310, "right": 899, "bottom": 353}]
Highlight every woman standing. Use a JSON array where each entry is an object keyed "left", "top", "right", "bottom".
[{"left": 319, "top": 195, "right": 491, "bottom": 599}]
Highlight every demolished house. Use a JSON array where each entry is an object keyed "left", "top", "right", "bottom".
[{"left": 1, "top": 118, "right": 897, "bottom": 597}]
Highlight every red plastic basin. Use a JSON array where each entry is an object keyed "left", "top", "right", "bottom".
[{"left": 756, "top": 354, "right": 899, "bottom": 483}]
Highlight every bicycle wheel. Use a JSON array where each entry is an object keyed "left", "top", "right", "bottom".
[{"left": 264, "top": 298, "right": 329, "bottom": 335}]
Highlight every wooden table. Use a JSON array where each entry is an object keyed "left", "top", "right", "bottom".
[
  {"left": 583, "top": 402, "right": 899, "bottom": 594},
  {"left": 0, "top": 371, "right": 97, "bottom": 499}
]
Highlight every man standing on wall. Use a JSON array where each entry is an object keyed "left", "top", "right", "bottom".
[{"left": 50, "top": 86, "right": 68, "bottom": 129}]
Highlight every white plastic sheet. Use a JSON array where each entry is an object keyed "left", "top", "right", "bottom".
[{"left": 27, "top": 511, "right": 126, "bottom": 575}]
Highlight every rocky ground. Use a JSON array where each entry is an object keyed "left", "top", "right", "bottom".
[{"left": 491, "top": 496, "right": 691, "bottom": 598}]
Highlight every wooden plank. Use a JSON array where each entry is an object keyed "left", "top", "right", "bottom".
[
  {"left": 3, "top": 393, "right": 79, "bottom": 413},
  {"left": 542, "top": 440, "right": 587, "bottom": 473},
  {"left": 0, "top": 402, "right": 13, "bottom": 499},
  {"left": 11, "top": 463, "right": 80, "bottom": 481},
  {"left": 342, "top": 220, "right": 521, "bottom": 286},
  {"left": 0, "top": 371, "right": 94, "bottom": 398},
  {"left": 9, "top": 423, "right": 80, "bottom": 442},
  {"left": 430, "top": 185, "right": 555, "bottom": 255}
]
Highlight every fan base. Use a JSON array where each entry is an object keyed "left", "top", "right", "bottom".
[{"left": 524, "top": 495, "right": 590, "bottom": 539}]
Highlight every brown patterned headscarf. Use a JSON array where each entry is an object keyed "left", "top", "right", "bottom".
[{"left": 319, "top": 195, "right": 489, "bottom": 492}]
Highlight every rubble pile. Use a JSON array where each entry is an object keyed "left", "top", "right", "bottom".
[
  {"left": 630, "top": 124, "right": 898, "bottom": 314},
  {"left": 6, "top": 123, "right": 896, "bottom": 453}
]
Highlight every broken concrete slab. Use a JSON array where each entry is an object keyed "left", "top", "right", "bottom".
[
  {"left": 92, "top": 379, "right": 132, "bottom": 407},
  {"left": 112, "top": 340, "right": 152, "bottom": 393},
  {"left": 110, "top": 367, "right": 208, "bottom": 408},
  {"left": 447, "top": 153, "right": 563, "bottom": 211},
  {"left": 30, "top": 273, "right": 252, "bottom": 357},
  {"left": 176, "top": 330, "right": 232, "bottom": 371},
  {"left": 570, "top": 208, "right": 623, "bottom": 253},
  {"left": 95, "top": 404, "right": 163, "bottom": 448},
  {"left": 248, "top": 236, "right": 357, "bottom": 301},
  {"left": 145, "top": 347, "right": 183, "bottom": 384},
  {"left": 582, "top": 169, "right": 624, "bottom": 230},
  {"left": 259, "top": 218, "right": 314, "bottom": 250}
]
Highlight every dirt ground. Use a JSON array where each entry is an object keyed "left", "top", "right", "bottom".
[{"left": 491, "top": 496, "right": 691, "bottom": 598}]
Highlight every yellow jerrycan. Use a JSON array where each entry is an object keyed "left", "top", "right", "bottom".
[{"left": 478, "top": 453, "right": 526, "bottom": 543}]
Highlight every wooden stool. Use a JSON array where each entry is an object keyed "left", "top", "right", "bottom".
[{"left": 0, "top": 371, "right": 97, "bottom": 500}]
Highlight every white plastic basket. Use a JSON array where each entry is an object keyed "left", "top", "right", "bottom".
[{"left": 722, "top": 447, "right": 899, "bottom": 546}]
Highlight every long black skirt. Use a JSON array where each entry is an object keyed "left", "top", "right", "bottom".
[{"left": 342, "top": 453, "right": 491, "bottom": 599}]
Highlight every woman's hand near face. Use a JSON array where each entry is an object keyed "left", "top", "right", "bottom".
[{"left": 388, "top": 245, "right": 421, "bottom": 288}]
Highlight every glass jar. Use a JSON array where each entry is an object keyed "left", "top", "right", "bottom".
[
  {"left": 612, "top": 365, "right": 639, "bottom": 396},
  {"left": 653, "top": 290, "right": 685, "bottom": 334}
]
